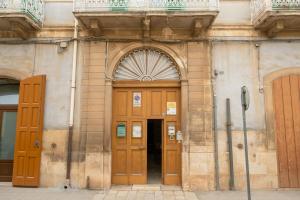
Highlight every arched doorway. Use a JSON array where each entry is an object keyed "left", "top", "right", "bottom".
[
  {"left": 273, "top": 74, "right": 300, "bottom": 188},
  {"left": 0, "top": 78, "right": 19, "bottom": 182},
  {"left": 111, "top": 48, "right": 182, "bottom": 185}
]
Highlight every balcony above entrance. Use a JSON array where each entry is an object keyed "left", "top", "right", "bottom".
[
  {"left": 251, "top": 0, "right": 300, "bottom": 37},
  {"left": 0, "top": 0, "right": 44, "bottom": 39},
  {"left": 73, "top": 0, "right": 219, "bottom": 39}
]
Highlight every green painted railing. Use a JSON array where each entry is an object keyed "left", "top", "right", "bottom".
[
  {"left": 74, "top": 0, "right": 219, "bottom": 12},
  {"left": 0, "top": 0, "right": 44, "bottom": 24},
  {"left": 252, "top": 0, "right": 300, "bottom": 20}
]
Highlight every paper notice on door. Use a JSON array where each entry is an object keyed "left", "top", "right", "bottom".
[
  {"left": 132, "top": 124, "right": 142, "bottom": 138},
  {"left": 117, "top": 123, "right": 126, "bottom": 137},
  {"left": 167, "top": 102, "right": 176, "bottom": 115},
  {"left": 168, "top": 124, "right": 176, "bottom": 136},
  {"left": 133, "top": 92, "right": 142, "bottom": 107}
]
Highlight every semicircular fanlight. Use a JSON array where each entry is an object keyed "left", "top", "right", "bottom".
[{"left": 114, "top": 48, "right": 180, "bottom": 81}]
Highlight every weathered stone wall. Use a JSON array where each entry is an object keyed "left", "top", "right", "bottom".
[
  {"left": 40, "top": 130, "right": 68, "bottom": 187},
  {"left": 72, "top": 41, "right": 215, "bottom": 190},
  {"left": 1, "top": 37, "right": 299, "bottom": 191},
  {"left": 72, "top": 41, "right": 106, "bottom": 189},
  {"left": 0, "top": 44, "right": 73, "bottom": 187},
  {"left": 213, "top": 41, "right": 300, "bottom": 190},
  {"left": 218, "top": 130, "right": 278, "bottom": 190},
  {"left": 187, "top": 42, "right": 214, "bottom": 190}
]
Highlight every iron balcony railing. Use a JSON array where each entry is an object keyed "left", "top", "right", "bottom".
[
  {"left": 0, "top": 0, "right": 44, "bottom": 24},
  {"left": 252, "top": 0, "right": 300, "bottom": 21},
  {"left": 74, "top": 0, "right": 219, "bottom": 12}
]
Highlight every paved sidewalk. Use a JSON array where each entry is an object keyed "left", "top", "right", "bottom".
[
  {"left": 0, "top": 184, "right": 197, "bottom": 200},
  {"left": 0, "top": 183, "right": 300, "bottom": 200},
  {"left": 196, "top": 190, "right": 300, "bottom": 200}
]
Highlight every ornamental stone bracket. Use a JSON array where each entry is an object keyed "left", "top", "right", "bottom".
[
  {"left": 142, "top": 18, "right": 151, "bottom": 39},
  {"left": 0, "top": 16, "right": 41, "bottom": 39},
  {"left": 9, "top": 21, "right": 30, "bottom": 39},
  {"left": 193, "top": 18, "right": 203, "bottom": 37},
  {"left": 89, "top": 19, "right": 103, "bottom": 36},
  {"left": 267, "top": 20, "right": 284, "bottom": 38}
]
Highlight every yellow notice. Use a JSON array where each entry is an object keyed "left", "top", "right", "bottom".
[{"left": 167, "top": 102, "right": 176, "bottom": 115}]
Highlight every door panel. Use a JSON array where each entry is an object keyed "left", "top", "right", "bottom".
[
  {"left": 149, "top": 91, "right": 163, "bottom": 117},
  {"left": 128, "top": 119, "right": 147, "bottom": 184},
  {"left": 131, "top": 90, "right": 146, "bottom": 117},
  {"left": 163, "top": 120, "right": 181, "bottom": 184},
  {"left": 112, "top": 86, "right": 181, "bottom": 185},
  {"left": 112, "top": 119, "right": 128, "bottom": 184},
  {"left": 12, "top": 75, "right": 46, "bottom": 187},
  {"left": 163, "top": 89, "right": 181, "bottom": 185},
  {"left": 112, "top": 89, "right": 147, "bottom": 184},
  {"left": 114, "top": 91, "right": 128, "bottom": 117},
  {"left": 273, "top": 75, "right": 300, "bottom": 188},
  {"left": 290, "top": 75, "right": 300, "bottom": 184}
]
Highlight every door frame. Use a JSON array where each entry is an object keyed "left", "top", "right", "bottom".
[
  {"left": 0, "top": 105, "right": 18, "bottom": 182},
  {"left": 109, "top": 80, "right": 188, "bottom": 187}
]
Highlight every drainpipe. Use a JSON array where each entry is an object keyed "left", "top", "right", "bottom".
[
  {"left": 211, "top": 42, "right": 220, "bottom": 191},
  {"left": 65, "top": 18, "right": 79, "bottom": 189}
]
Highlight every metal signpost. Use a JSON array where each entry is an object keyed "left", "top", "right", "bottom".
[{"left": 241, "top": 86, "right": 251, "bottom": 200}]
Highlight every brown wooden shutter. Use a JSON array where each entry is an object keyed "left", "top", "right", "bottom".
[
  {"left": 12, "top": 75, "right": 46, "bottom": 187},
  {"left": 273, "top": 75, "right": 300, "bottom": 188}
]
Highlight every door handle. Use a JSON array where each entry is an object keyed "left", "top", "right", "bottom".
[{"left": 34, "top": 140, "right": 40, "bottom": 148}]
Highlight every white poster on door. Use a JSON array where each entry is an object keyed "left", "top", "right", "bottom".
[
  {"left": 132, "top": 124, "right": 142, "bottom": 138},
  {"left": 133, "top": 92, "right": 142, "bottom": 107}
]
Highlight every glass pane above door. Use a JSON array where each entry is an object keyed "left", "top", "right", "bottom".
[{"left": 0, "top": 112, "right": 17, "bottom": 160}]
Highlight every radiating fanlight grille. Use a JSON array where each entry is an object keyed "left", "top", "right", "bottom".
[{"left": 114, "top": 49, "right": 180, "bottom": 81}]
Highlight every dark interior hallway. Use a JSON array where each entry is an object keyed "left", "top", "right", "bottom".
[{"left": 147, "top": 119, "right": 162, "bottom": 184}]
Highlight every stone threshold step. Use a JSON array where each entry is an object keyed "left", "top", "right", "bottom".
[{"left": 111, "top": 185, "right": 182, "bottom": 191}]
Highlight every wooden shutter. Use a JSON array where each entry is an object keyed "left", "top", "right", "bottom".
[
  {"left": 12, "top": 75, "right": 46, "bottom": 187},
  {"left": 273, "top": 75, "right": 300, "bottom": 188}
]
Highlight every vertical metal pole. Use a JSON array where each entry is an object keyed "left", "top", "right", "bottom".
[
  {"left": 213, "top": 94, "right": 220, "bottom": 190},
  {"left": 242, "top": 105, "right": 251, "bottom": 200},
  {"left": 226, "top": 98, "right": 235, "bottom": 190}
]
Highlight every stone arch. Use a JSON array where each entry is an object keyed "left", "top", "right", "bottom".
[
  {"left": 263, "top": 67, "right": 300, "bottom": 150},
  {"left": 114, "top": 48, "right": 180, "bottom": 81},
  {"left": 0, "top": 68, "right": 31, "bottom": 81},
  {"left": 107, "top": 43, "right": 187, "bottom": 81}
]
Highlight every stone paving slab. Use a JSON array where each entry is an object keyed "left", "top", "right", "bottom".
[
  {"left": 1, "top": 183, "right": 300, "bottom": 200},
  {"left": 0, "top": 184, "right": 196, "bottom": 200},
  {"left": 196, "top": 190, "right": 300, "bottom": 200}
]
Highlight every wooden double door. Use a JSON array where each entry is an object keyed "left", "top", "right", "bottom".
[
  {"left": 273, "top": 75, "right": 300, "bottom": 188},
  {"left": 112, "top": 85, "right": 181, "bottom": 185}
]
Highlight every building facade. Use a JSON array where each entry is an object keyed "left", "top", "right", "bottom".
[{"left": 0, "top": 0, "right": 299, "bottom": 191}]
